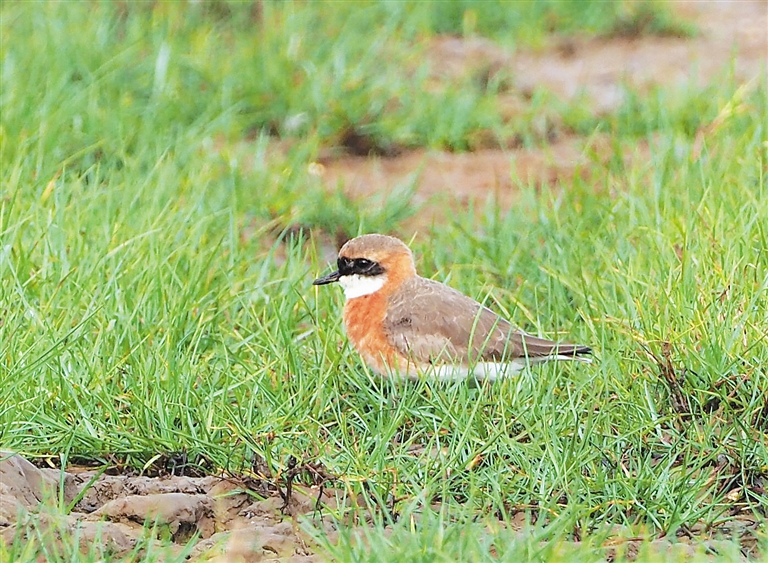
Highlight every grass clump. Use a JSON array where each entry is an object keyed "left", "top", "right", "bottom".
[
  {"left": 316, "top": 504, "right": 758, "bottom": 562},
  {"left": 603, "top": 1, "right": 696, "bottom": 39}
]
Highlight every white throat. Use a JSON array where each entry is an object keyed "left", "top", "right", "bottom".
[{"left": 338, "top": 274, "right": 386, "bottom": 299}]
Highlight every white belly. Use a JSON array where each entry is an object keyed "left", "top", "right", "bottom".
[{"left": 378, "top": 356, "right": 590, "bottom": 381}]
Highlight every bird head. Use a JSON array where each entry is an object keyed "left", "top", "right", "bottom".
[{"left": 313, "top": 234, "right": 416, "bottom": 299}]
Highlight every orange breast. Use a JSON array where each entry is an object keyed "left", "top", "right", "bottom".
[{"left": 343, "top": 293, "right": 406, "bottom": 374}]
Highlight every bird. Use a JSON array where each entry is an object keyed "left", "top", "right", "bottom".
[{"left": 313, "top": 234, "right": 591, "bottom": 380}]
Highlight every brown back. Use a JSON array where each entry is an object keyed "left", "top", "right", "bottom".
[{"left": 382, "top": 276, "right": 586, "bottom": 364}]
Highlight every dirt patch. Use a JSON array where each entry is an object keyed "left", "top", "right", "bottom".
[
  {"left": 315, "top": 134, "right": 610, "bottom": 229},
  {"left": 317, "top": 2, "right": 765, "bottom": 228},
  {"left": 433, "top": 1, "right": 767, "bottom": 114},
  {"left": 0, "top": 453, "right": 332, "bottom": 562},
  {"left": 1, "top": 454, "right": 762, "bottom": 561}
]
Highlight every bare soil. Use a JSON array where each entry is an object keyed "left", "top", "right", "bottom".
[
  {"left": 316, "top": 135, "right": 611, "bottom": 228},
  {"left": 1, "top": 453, "right": 761, "bottom": 561},
  {"left": 0, "top": 453, "right": 332, "bottom": 562},
  {"left": 316, "top": 1, "right": 767, "bottom": 228},
  {"left": 511, "top": 0, "right": 767, "bottom": 113}
]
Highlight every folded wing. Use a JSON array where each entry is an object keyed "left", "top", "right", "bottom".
[{"left": 383, "top": 277, "right": 590, "bottom": 365}]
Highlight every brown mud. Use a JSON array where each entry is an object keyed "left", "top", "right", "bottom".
[{"left": 1, "top": 453, "right": 762, "bottom": 561}]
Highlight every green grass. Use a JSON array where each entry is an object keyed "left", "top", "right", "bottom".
[
  {"left": 0, "top": 0, "right": 692, "bottom": 157},
  {"left": 316, "top": 504, "right": 758, "bottom": 563},
  {"left": 2, "top": 512, "right": 196, "bottom": 563},
  {"left": 1, "top": 1, "right": 766, "bottom": 561}
]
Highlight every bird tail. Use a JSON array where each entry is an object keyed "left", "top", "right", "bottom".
[
  {"left": 518, "top": 335, "right": 592, "bottom": 364},
  {"left": 531, "top": 352, "right": 593, "bottom": 365}
]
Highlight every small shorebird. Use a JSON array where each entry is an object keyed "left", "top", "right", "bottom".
[{"left": 313, "top": 234, "right": 591, "bottom": 380}]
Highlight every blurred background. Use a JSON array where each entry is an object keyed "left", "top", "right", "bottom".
[{"left": 3, "top": 0, "right": 765, "bottom": 250}]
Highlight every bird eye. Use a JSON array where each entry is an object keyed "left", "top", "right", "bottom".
[{"left": 356, "top": 258, "right": 373, "bottom": 269}]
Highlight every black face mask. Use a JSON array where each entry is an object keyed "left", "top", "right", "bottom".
[{"left": 313, "top": 256, "right": 385, "bottom": 285}]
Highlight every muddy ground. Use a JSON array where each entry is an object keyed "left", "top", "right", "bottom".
[{"left": 2, "top": 2, "right": 766, "bottom": 561}]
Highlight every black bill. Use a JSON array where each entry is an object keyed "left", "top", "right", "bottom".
[{"left": 312, "top": 270, "right": 341, "bottom": 285}]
